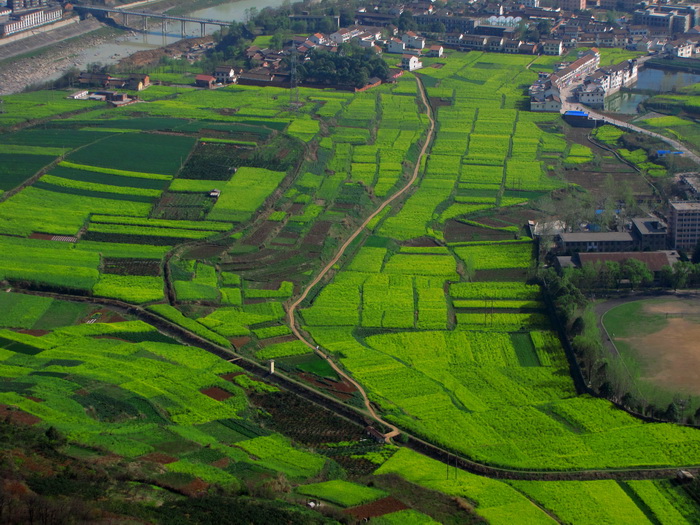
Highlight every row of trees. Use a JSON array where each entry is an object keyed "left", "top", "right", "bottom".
[{"left": 540, "top": 259, "right": 700, "bottom": 425}]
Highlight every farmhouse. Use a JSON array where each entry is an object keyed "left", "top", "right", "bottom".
[
  {"left": 401, "top": 54, "right": 422, "bottom": 72},
  {"left": 213, "top": 65, "right": 240, "bottom": 84},
  {"left": 427, "top": 45, "right": 444, "bottom": 57},
  {"left": 402, "top": 31, "right": 425, "bottom": 49},
  {"left": 387, "top": 37, "right": 406, "bottom": 53},
  {"left": 195, "top": 74, "right": 216, "bottom": 88}
]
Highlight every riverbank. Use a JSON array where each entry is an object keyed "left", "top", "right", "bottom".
[{"left": 0, "top": 0, "right": 237, "bottom": 95}]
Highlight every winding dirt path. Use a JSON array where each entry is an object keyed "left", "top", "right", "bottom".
[{"left": 286, "top": 75, "right": 436, "bottom": 441}]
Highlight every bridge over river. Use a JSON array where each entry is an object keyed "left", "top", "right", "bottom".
[{"left": 75, "top": 5, "right": 232, "bottom": 37}]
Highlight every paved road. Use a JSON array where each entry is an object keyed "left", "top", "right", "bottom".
[
  {"left": 286, "top": 75, "right": 436, "bottom": 442},
  {"left": 567, "top": 103, "right": 700, "bottom": 166}
]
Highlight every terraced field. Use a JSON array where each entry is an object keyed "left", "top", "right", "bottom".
[{"left": 1, "top": 49, "right": 700, "bottom": 523}]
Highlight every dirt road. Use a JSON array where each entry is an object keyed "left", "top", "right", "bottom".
[{"left": 286, "top": 75, "right": 436, "bottom": 442}]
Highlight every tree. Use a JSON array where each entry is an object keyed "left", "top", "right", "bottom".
[
  {"left": 691, "top": 240, "right": 700, "bottom": 264},
  {"left": 602, "top": 260, "right": 621, "bottom": 289},
  {"left": 672, "top": 261, "right": 693, "bottom": 290},
  {"left": 659, "top": 265, "right": 674, "bottom": 288},
  {"left": 398, "top": 11, "right": 417, "bottom": 31},
  {"left": 622, "top": 258, "right": 653, "bottom": 289}
]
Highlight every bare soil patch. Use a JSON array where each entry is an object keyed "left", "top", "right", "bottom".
[
  {"left": 230, "top": 336, "right": 251, "bottom": 348},
  {"left": 0, "top": 405, "right": 41, "bottom": 425},
  {"left": 243, "top": 222, "right": 277, "bottom": 246},
  {"left": 181, "top": 479, "right": 210, "bottom": 497},
  {"left": 17, "top": 329, "right": 49, "bottom": 336},
  {"left": 620, "top": 299, "right": 700, "bottom": 395},
  {"left": 201, "top": 386, "right": 233, "bottom": 401},
  {"left": 345, "top": 497, "right": 408, "bottom": 519},
  {"left": 141, "top": 452, "right": 178, "bottom": 465},
  {"left": 211, "top": 457, "right": 230, "bottom": 468}
]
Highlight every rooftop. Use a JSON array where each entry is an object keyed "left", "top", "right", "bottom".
[
  {"left": 559, "top": 232, "right": 633, "bottom": 242},
  {"left": 670, "top": 201, "right": 700, "bottom": 211},
  {"left": 577, "top": 251, "right": 680, "bottom": 272},
  {"left": 631, "top": 217, "right": 667, "bottom": 235}
]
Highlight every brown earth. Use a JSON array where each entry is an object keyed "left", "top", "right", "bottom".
[
  {"left": 200, "top": 386, "right": 233, "bottom": 401},
  {"left": 619, "top": 299, "right": 700, "bottom": 395},
  {"left": 17, "top": 329, "right": 49, "bottom": 336},
  {"left": 140, "top": 452, "right": 178, "bottom": 465},
  {"left": 344, "top": 497, "right": 408, "bottom": 519},
  {"left": 0, "top": 405, "right": 41, "bottom": 426},
  {"left": 181, "top": 479, "right": 210, "bottom": 497},
  {"left": 230, "top": 336, "right": 251, "bottom": 348},
  {"left": 211, "top": 457, "right": 230, "bottom": 468}
]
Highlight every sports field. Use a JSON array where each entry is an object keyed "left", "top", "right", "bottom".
[{"left": 604, "top": 296, "right": 700, "bottom": 396}]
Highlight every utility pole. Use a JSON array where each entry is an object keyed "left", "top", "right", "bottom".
[{"left": 289, "top": 43, "right": 299, "bottom": 110}]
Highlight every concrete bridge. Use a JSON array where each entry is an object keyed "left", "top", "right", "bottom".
[{"left": 75, "top": 5, "right": 232, "bottom": 37}]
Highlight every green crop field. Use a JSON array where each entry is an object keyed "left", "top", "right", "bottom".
[{"left": 1, "top": 47, "right": 699, "bottom": 523}]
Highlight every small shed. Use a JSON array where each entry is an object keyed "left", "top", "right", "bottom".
[
  {"left": 195, "top": 74, "right": 216, "bottom": 89},
  {"left": 209, "top": 189, "right": 221, "bottom": 198}
]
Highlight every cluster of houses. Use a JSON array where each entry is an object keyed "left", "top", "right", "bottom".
[
  {"left": 70, "top": 72, "right": 152, "bottom": 106},
  {"left": 528, "top": 48, "right": 642, "bottom": 111},
  {"left": 347, "top": 1, "right": 700, "bottom": 58},
  {"left": 529, "top": 48, "right": 601, "bottom": 111}
]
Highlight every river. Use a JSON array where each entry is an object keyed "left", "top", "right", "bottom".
[
  {"left": 605, "top": 66, "right": 700, "bottom": 114},
  {"left": 67, "top": 0, "right": 289, "bottom": 72}
]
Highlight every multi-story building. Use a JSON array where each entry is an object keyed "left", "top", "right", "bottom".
[
  {"left": 631, "top": 217, "right": 669, "bottom": 251},
  {"left": 0, "top": 6, "right": 61, "bottom": 36},
  {"left": 556, "top": 232, "right": 636, "bottom": 253},
  {"left": 560, "top": 0, "right": 586, "bottom": 11},
  {"left": 541, "top": 39, "right": 563, "bottom": 55},
  {"left": 8, "top": 0, "right": 47, "bottom": 10},
  {"left": 401, "top": 54, "right": 422, "bottom": 71},
  {"left": 632, "top": 8, "right": 692, "bottom": 35},
  {"left": 669, "top": 201, "right": 700, "bottom": 251}
]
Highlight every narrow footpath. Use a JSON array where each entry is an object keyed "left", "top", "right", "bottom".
[{"left": 286, "top": 75, "right": 436, "bottom": 442}]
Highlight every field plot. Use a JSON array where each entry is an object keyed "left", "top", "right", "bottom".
[
  {"left": 604, "top": 296, "right": 700, "bottom": 396},
  {"left": 297, "top": 480, "right": 387, "bottom": 507},
  {"left": 301, "top": 51, "right": 700, "bottom": 471},
  {"left": 3, "top": 48, "right": 700, "bottom": 520}
]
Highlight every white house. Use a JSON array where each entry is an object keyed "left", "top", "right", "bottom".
[
  {"left": 213, "top": 65, "right": 239, "bottom": 84},
  {"left": 387, "top": 37, "right": 406, "bottom": 53},
  {"left": 402, "top": 31, "right": 425, "bottom": 49},
  {"left": 427, "top": 44, "right": 443, "bottom": 57},
  {"left": 666, "top": 40, "right": 693, "bottom": 57},
  {"left": 530, "top": 94, "right": 562, "bottom": 112},
  {"left": 309, "top": 33, "right": 327, "bottom": 45},
  {"left": 401, "top": 54, "right": 422, "bottom": 71},
  {"left": 575, "top": 83, "right": 606, "bottom": 107},
  {"left": 542, "top": 40, "right": 564, "bottom": 56},
  {"left": 330, "top": 27, "right": 363, "bottom": 44}
]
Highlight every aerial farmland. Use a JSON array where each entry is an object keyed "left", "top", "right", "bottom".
[{"left": 1, "top": 45, "right": 700, "bottom": 524}]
